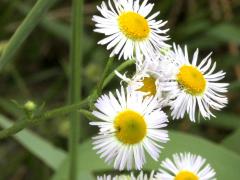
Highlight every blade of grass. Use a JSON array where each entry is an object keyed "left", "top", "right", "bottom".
[
  {"left": 16, "top": 3, "right": 70, "bottom": 42},
  {"left": 0, "top": 114, "right": 66, "bottom": 170},
  {"left": 69, "top": 0, "right": 83, "bottom": 179},
  {"left": 0, "top": 0, "right": 59, "bottom": 71},
  {"left": 0, "top": 41, "right": 8, "bottom": 55}
]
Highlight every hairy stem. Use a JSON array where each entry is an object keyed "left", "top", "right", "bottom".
[
  {"left": 0, "top": 60, "right": 135, "bottom": 139},
  {"left": 68, "top": 0, "right": 83, "bottom": 178}
]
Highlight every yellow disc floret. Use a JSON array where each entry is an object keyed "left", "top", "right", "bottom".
[
  {"left": 137, "top": 76, "right": 157, "bottom": 96},
  {"left": 114, "top": 110, "right": 147, "bottom": 145},
  {"left": 118, "top": 12, "right": 150, "bottom": 41},
  {"left": 175, "top": 171, "right": 199, "bottom": 180},
  {"left": 177, "top": 65, "right": 206, "bottom": 95}
]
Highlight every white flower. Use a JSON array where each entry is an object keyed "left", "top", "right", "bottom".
[
  {"left": 90, "top": 87, "right": 169, "bottom": 170},
  {"left": 93, "top": 0, "right": 170, "bottom": 60},
  {"left": 155, "top": 152, "right": 216, "bottom": 180},
  {"left": 115, "top": 52, "right": 173, "bottom": 107},
  {"left": 160, "top": 44, "right": 228, "bottom": 122},
  {"left": 98, "top": 171, "right": 155, "bottom": 180}
]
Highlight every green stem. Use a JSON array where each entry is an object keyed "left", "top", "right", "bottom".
[
  {"left": 79, "top": 109, "right": 100, "bottom": 121},
  {"left": 69, "top": 0, "right": 83, "bottom": 179},
  {"left": 0, "top": 60, "right": 135, "bottom": 139},
  {"left": 97, "top": 57, "right": 114, "bottom": 96},
  {"left": 0, "top": 99, "right": 88, "bottom": 140},
  {"left": 102, "top": 59, "right": 135, "bottom": 88},
  {"left": 0, "top": 0, "right": 58, "bottom": 71},
  {"left": 10, "top": 65, "right": 30, "bottom": 97}
]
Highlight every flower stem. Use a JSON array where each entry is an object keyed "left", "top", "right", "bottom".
[
  {"left": 0, "top": 99, "right": 88, "bottom": 140},
  {"left": 97, "top": 57, "right": 114, "bottom": 96},
  {"left": 0, "top": 60, "right": 135, "bottom": 139},
  {"left": 69, "top": 0, "right": 83, "bottom": 178}
]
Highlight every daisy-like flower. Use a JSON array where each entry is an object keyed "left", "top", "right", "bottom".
[
  {"left": 160, "top": 44, "right": 228, "bottom": 122},
  {"left": 90, "top": 87, "right": 169, "bottom": 170},
  {"left": 98, "top": 171, "right": 155, "bottom": 180},
  {"left": 115, "top": 52, "right": 173, "bottom": 107},
  {"left": 155, "top": 152, "right": 216, "bottom": 180},
  {"left": 115, "top": 56, "right": 160, "bottom": 97},
  {"left": 93, "top": 0, "right": 169, "bottom": 60}
]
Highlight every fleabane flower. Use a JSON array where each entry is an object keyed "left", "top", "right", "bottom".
[
  {"left": 90, "top": 87, "right": 169, "bottom": 170},
  {"left": 98, "top": 171, "right": 155, "bottom": 180},
  {"left": 115, "top": 53, "right": 173, "bottom": 107},
  {"left": 161, "top": 44, "right": 228, "bottom": 122},
  {"left": 155, "top": 152, "right": 216, "bottom": 180},
  {"left": 93, "top": 0, "right": 169, "bottom": 60}
]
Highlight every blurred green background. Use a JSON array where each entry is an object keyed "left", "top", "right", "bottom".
[{"left": 0, "top": 0, "right": 240, "bottom": 179}]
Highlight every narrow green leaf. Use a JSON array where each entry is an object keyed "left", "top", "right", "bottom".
[
  {"left": 0, "top": 97, "right": 22, "bottom": 116},
  {"left": 206, "top": 23, "right": 240, "bottom": 44},
  {"left": 16, "top": 3, "right": 70, "bottom": 42},
  {"left": 221, "top": 128, "right": 240, "bottom": 155},
  {"left": 0, "top": 0, "right": 59, "bottom": 71},
  {"left": 187, "top": 24, "right": 240, "bottom": 49},
  {"left": 0, "top": 41, "right": 8, "bottom": 55},
  {"left": 0, "top": 114, "right": 66, "bottom": 170}
]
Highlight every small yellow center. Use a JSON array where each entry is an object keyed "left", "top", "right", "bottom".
[
  {"left": 114, "top": 110, "right": 147, "bottom": 145},
  {"left": 177, "top": 65, "right": 206, "bottom": 95},
  {"left": 137, "top": 77, "right": 157, "bottom": 96},
  {"left": 118, "top": 12, "right": 150, "bottom": 40},
  {"left": 175, "top": 171, "right": 199, "bottom": 180}
]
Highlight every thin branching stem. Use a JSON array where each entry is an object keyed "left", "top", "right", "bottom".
[
  {"left": 0, "top": 60, "right": 135, "bottom": 140},
  {"left": 0, "top": 99, "right": 88, "bottom": 140}
]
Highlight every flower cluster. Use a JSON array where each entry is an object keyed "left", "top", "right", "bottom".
[{"left": 90, "top": 0, "right": 228, "bottom": 179}]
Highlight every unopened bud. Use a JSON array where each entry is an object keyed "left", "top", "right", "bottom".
[{"left": 24, "top": 101, "right": 36, "bottom": 111}]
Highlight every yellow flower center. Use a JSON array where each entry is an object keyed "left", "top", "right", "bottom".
[
  {"left": 114, "top": 110, "right": 147, "bottom": 145},
  {"left": 137, "top": 77, "right": 157, "bottom": 96},
  {"left": 118, "top": 12, "right": 150, "bottom": 41},
  {"left": 177, "top": 65, "right": 206, "bottom": 95},
  {"left": 175, "top": 171, "right": 199, "bottom": 180}
]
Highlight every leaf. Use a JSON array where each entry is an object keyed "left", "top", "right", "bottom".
[
  {"left": 0, "top": 114, "right": 66, "bottom": 170},
  {"left": 51, "top": 166, "right": 95, "bottom": 180},
  {"left": 52, "top": 131, "right": 240, "bottom": 180},
  {"left": 202, "top": 112, "right": 240, "bottom": 130},
  {"left": 175, "top": 20, "right": 211, "bottom": 39},
  {"left": 16, "top": 3, "right": 70, "bottom": 42},
  {"left": 221, "top": 128, "right": 240, "bottom": 155},
  {"left": 0, "top": 97, "right": 22, "bottom": 116},
  {"left": 187, "top": 23, "right": 240, "bottom": 49},
  {"left": 0, "top": 41, "right": 7, "bottom": 55},
  {"left": 206, "top": 23, "right": 240, "bottom": 44},
  {"left": 0, "top": 0, "right": 59, "bottom": 71}
]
